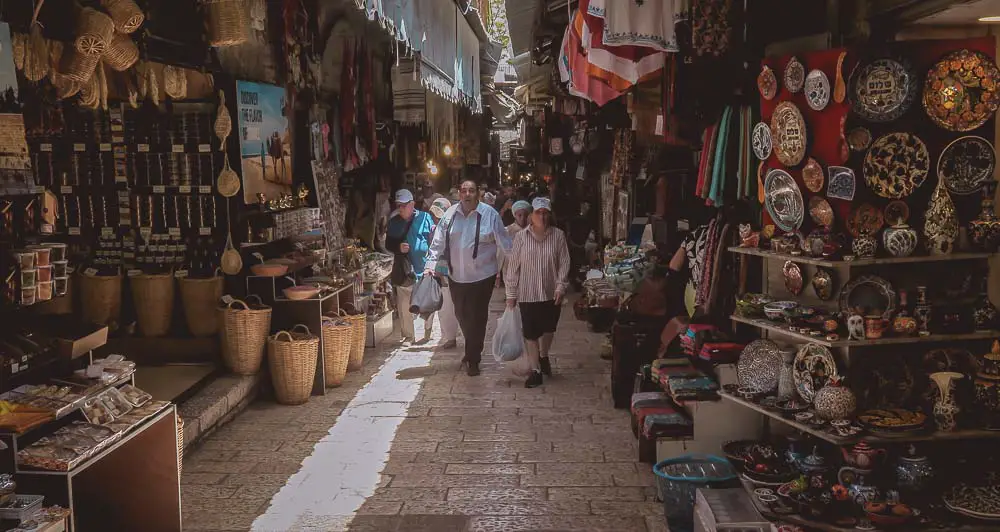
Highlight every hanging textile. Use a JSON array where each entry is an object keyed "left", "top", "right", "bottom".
[
  {"left": 456, "top": 8, "right": 482, "bottom": 111},
  {"left": 340, "top": 40, "right": 359, "bottom": 170},
  {"left": 691, "top": 0, "right": 732, "bottom": 57},
  {"left": 392, "top": 58, "right": 426, "bottom": 124},
  {"left": 418, "top": 0, "right": 458, "bottom": 102},
  {"left": 558, "top": 22, "right": 622, "bottom": 107},
  {"left": 577, "top": 2, "right": 665, "bottom": 93},
  {"left": 590, "top": 0, "right": 686, "bottom": 52},
  {"left": 708, "top": 106, "right": 733, "bottom": 207}
]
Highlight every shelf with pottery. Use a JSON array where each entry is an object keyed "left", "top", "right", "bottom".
[
  {"left": 727, "top": 246, "right": 995, "bottom": 268},
  {"left": 719, "top": 390, "right": 1000, "bottom": 446},
  {"left": 730, "top": 315, "right": 999, "bottom": 349}
]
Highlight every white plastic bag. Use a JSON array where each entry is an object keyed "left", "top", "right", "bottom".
[{"left": 491, "top": 307, "right": 525, "bottom": 363}]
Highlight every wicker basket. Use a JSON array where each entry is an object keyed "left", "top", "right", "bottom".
[
  {"left": 75, "top": 7, "right": 115, "bottom": 55},
  {"left": 130, "top": 273, "right": 174, "bottom": 337},
  {"left": 78, "top": 273, "right": 121, "bottom": 327},
  {"left": 60, "top": 46, "right": 99, "bottom": 83},
  {"left": 176, "top": 415, "right": 184, "bottom": 476},
  {"left": 321, "top": 315, "right": 353, "bottom": 387},
  {"left": 267, "top": 325, "right": 319, "bottom": 405},
  {"left": 101, "top": 0, "right": 144, "bottom": 34},
  {"left": 201, "top": 0, "right": 248, "bottom": 47},
  {"left": 178, "top": 276, "right": 223, "bottom": 337},
  {"left": 220, "top": 298, "right": 271, "bottom": 375},
  {"left": 344, "top": 312, "right": 367, "bottom": 370},
  {"left": 102, "top": 32, "right": 138, "bottom": 71}
]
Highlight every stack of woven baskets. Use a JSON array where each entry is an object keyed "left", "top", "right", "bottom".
[
  {"left": 61, "top": 1, "right": 142, "bottom": 101},
  {"left": 200, "top": 0, "right": 249, "bottom": 47}
]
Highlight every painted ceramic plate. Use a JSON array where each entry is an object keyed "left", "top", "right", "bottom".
[
  {"left": 812, "top": 268, "right": 835, "bottom": 301},
  {"left": 793, "top": 343, "right": 839, "bottom": 403},
  {"left": 770, "top": 102, "right": 807, "bottom": 167},
  {"left": 938, "top": 135, "right": 996, "bottom": 195},
  {"left": 783, "top": 261, "right": 803, "bottom": 295},
  {"left": 847, "top": 127, "right": 872, "bottom": 152},
  {"left": 884, "top": 200, "right": 910, "bottom": 227},
  {"left": 764, "top": 169, "right": 804, "bottom": 232},
  {"left": 863, "top": 132, "right": 930, "bottom": 199},
  {"left": 847, "top": 203, "right": 884, "bottom": 238},
  {"left": 827, "top": 166, "right": 856, "bottom": 201},
  {"left": 839, "top": 274, "right": 897, "bottom": 320},
  {"left": 759, "top": 65, "right": 778, "bottom": 100},
  {"left": 805, "top": 69, "right": 830, "bottom": 110},
  {"left": 752, "top": 122, "right": 773, "bottom": 161},
  {"left": 737, "top": 339, "right": 782, "bottom": 394},
  {"left": 809, "top": 196, "right": 834, "bottom": 227},
  {"left": 851, "top": 57, "right": 918, "bottom": 122},
  {"left": 802, "top": 158, "right": 824, "bottom": 192},
  {"left": 923, "top": 49, "right": 1000, "bottom": 132},
  {"left": 857, "top": 408, "right": 927, "bottom": 430},
  {"left": 785, "top": 57, "right": 805, "bottom": 93}
]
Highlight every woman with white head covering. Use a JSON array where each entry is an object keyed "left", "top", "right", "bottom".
[
  {"left": 503, "top": 197, "right": 570, "bottom": 388},
  {"left": 497, "top": 200, "right": 532, "bottom": 286}
]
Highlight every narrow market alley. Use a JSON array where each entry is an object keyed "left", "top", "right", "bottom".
[{"left": 180, "top": 292, "right": 665, "bottom": 532}]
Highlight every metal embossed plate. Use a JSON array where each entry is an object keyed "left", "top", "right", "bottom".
[
  {"left": 752, "top": 122, "right": 773, "bottom": 161},
  {"left": 764, "top": 169, "right": 804, "bottom": 232},
  {"left": 923, "top": 49, "right": 1000, "bottom": 132},
  {"left": 938, "top": 135, "right": 996, "bottom": 195},
  {"left": 851, "top": 57, "right": 917, "bottom": 122},
  {"left": 770, "top": 102, "right": 807, "bottom": 167},
  {"left": 863, "top": 132, "right": 930, "bottom": 199},
  {"left": 805, "top": 69, "right": 830, "bottom": 111}
]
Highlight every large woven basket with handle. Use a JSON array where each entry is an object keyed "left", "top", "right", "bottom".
[
  {"left": 219, "top": 296, "right": 271, "bottom": 375},
  {"left": 267, "top": 325, "right": 319, "bottom": 405}
]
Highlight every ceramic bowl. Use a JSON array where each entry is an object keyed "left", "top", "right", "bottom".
[
  {"left": 251, "top": 264, "right": 289, "bottom": 277},
  {"left": 764, "top": 301, "right": 799, "bottom": 320},
  {"left": 282, "top": 286, "right": 320, "bottom": 300}
]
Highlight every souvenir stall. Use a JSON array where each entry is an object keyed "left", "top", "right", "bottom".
[{"left": 642, "top": 34, "right": 1000, "bottom": 532}]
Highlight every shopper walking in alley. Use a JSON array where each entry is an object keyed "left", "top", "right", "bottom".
[
  {"left": 425, "top": 180, "right": 513, "bottom": 376},
  {"left": 428, "top": 197, "right": 459, "bottom": 350},
  {"left": 386, "top": 189, "right": 435, "bottom": 344},
  {"left": 497, "top": 200, "right": 532, "bottom": 287},
  {"left": 504, "top": 197, "right": 571, "bottom": 388}
]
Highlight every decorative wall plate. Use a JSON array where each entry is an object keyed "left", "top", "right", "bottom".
[
  {"left": 752, "top": 122, "right": 773, "bottom": 161},
  {"left": 923, "top": 49, "right": 1000, "bottom": 132},
  {"left": 793, "top": 343, "right": 839, "bottom": 403},
  {"left": 847, "top": 127, "right": 872, "bottom": 152},
  {"left": 809, "top": 196, "right": 834, "bottom": 227},
  {"left": 783, "top": 261, "right": 803, "bottom": 295},
  {"left": 770, "top": 102, "right": 807, "bottom": 167},
  {"left": 802, "top": 158, "right": 824, "bottom": 192},
  {"left": 737, "top": 339, "right": 782, "bottom": 394},
  {"left": 857, "top": 408, "right": 927, "bottom": 431},
  {"left": 812, "top": 268, "right": 835, "bottom": 300},
  {"left": 851, "top": 57, "right": 917, "bottom": 122},
  {"left": 884, "top": 200, "right": 910, "bottom": 227},
  {"left": 827, "top": 166, "right": 856, "bottom": 201},
  {"left": 805, "top": 69, "right": 830, "bottom": 110},
  {"left": 944, "top": 486, "right": 1000, "bottom": 521},
  {"left": 938, "top": 135, "right": 996, "bottom": 195},
  {"left": 839, "top": 274, "right": 897, "bottom": 320},
  {"left": 764, "top": 169, "right": 805, "bottom": 232},
  {"left": 785, "top": 57, "right": 805, "bottom": 93},
  {"left": 863, "top": 132, "right": 930, "bottom": 199},
  {"left": 847, "top": 203, "right": 884, "bottom": 237},
  {"left": 759, "top": 65, "right": 778, "bottom": 100}
]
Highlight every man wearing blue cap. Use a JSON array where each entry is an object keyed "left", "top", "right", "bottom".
[{"left": 386, "top": 189, "right": 435, "bottom": 344}]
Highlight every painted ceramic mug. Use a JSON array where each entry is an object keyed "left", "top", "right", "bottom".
[{"left": 865, "top": 316, "right": 888, "bottom": 339}]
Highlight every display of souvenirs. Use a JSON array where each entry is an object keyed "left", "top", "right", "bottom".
[
  {"left": 764, "top": 169, "right": 804, "bottom": 232},
  {"left": 769, "top": 102, "right": 807, "bottom": 166},
  {"left": 923, "top": 49, "right": 1000, "bottom": 132},
  {"left": 851, "top": 57, "right": 918, "bottom": 122}
]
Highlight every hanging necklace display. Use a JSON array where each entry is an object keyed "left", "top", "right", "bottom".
[{"left": 185, "top": 196, "right": 193, "bottom": 230}]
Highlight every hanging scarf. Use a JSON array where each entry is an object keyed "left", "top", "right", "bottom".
[
  {"left": 696, "top": 217, "right": 719, "bottom": 307},
  {"left": 577, "top": 1, "right": 665, "bottom": 93},
  {"left": 695, "top": 126, "right": 714, "bottom": 198},
  {"left": 708, "top": 106, "right": 733, "bottom": 206}
]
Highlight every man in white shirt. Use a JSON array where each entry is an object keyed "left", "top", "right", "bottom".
[{"left": 425, "top": 180, "right": 513, "bottom": 376}]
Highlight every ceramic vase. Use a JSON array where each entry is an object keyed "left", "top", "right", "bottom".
[
  {"left": 970, "top": 181, "right": 1000, "bottom": 252},
  {"left": 813, "top": 379, "right": 857, "bottom": 420},
  {"left": 914, "top": 286, "right": 931, "bottom": 336},
  {"left": 973, "top": 277, "right": 998, "bottom": 331},
  {"left": 896, "top": 445, "right": 934, "bottom": 495},
  {"left": 930, "top": 371, "right": 963, "bottom": 432},
  {"left": 924, "top": 179, "right": 959, "bottom": 255},
  {"left": 777, "top": 348, "right": 797, "bottom": 400},
  {"left": 851, "top": 234, "right": 877, "bottom": 259},
  {"left": 975, "top": 340, "right": 1000, "bottom": 429},
  {"left": 883, "top": 225, "right": 918, "bottom": 257}
]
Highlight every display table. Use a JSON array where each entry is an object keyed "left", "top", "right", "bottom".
[{"left": 14, "top": 406, "right": 180, "bottom": 532}]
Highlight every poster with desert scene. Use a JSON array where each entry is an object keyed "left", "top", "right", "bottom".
[
  {"left": 0, "top": 22, "right": 32, "bottom": 196},
  {"left": 236, "top": 80, "right": 292, "bottom": 204}
]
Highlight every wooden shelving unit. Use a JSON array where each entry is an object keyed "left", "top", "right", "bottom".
[
  {"left": 727, "top": 247, "right": 995, "bottom": 268},
  {"left": 730, "top": 315, "right": 998, "bottom": 349}
]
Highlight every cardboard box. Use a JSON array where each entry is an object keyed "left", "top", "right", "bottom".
[{"left": 55, "top": 324, "right": 108, "bottom": 359}]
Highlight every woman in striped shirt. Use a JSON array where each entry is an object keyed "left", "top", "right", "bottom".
[{"left": 504, "top": 197, "right": 571, "bottom": 388}]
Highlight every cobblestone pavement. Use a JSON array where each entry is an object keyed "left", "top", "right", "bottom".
[{"left": 181, "top": 291, "right": 665, "bottom": 531}]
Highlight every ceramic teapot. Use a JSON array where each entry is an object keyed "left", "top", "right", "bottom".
[
  {"left": 895, "top": 444, "right": 934, "bottom": 495},
  {"left": 841, "top": 441, "right": 886, "bottom": 471}
]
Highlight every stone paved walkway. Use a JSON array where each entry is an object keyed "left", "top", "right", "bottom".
[{"left": 181, "top": 291, "right": 665, "bottom": 531}]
